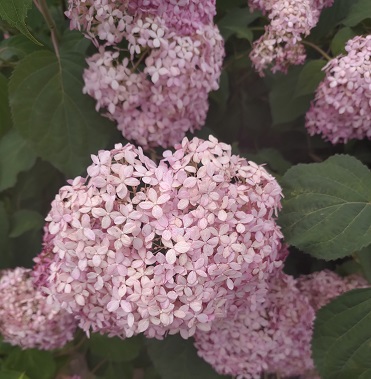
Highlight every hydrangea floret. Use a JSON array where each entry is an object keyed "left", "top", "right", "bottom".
[
  {"left": 42, "top": 135, "right": 283, "bottom": 340},
  {"left": 305, "top": 35, "right": 371, "bottom": 143},
  {"left": 0, "top": 267, "right": 77, "bottom": 350}
]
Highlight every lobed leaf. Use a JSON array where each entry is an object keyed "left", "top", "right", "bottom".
[{"left": 278, "top": 155, "right": 371, "bottom": 260}]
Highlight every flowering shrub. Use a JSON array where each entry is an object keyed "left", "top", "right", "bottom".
[{"left": 0, "top": 0, "right": 371, "bottom": 379}]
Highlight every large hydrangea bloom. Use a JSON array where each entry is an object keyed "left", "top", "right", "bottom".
[
  {"left": 66, "top": 0, "right": 224, "bottom": 149},
  {"left": 306, "top": 35, "right": 371, "bottom": 143},
  {"left": 249, "top": 0, "right": 333, "bottom": 75},
  {"left": 194, "top": 271, "right": 315, "bottom": 379},
  {"left": 0, "top": 267, "right": 77, "bottom": 350},
  {"left": 42, "top": 136, "right": 283, "bottom": 340}
]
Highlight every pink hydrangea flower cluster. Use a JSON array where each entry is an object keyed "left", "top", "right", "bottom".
[
  {"left": 249, "top": 0, "right": 333, "bottom": 75},
  {"left": 66, "top": 0, "right": 224, "bottom": 149},
  {"left": 194, "top": 271, "right": 315, "bottom": 379},
  {"left": 194, "top": 268, "right": 368, "bottom": 379},
  {"left": 42, "top": 136, "right": 283, "bottom": 340},
  {"left": 306, "top": 35, "right": 371, "bottom": 144},
  {"left": 298, "top": 269, "right": 368, "bottom": 310},
  {"left": 0, "top": 267, "right": 77, "bottom": 350}
]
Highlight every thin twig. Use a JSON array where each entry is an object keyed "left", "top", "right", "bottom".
[
  {"left": 301, "top": 40, "right": 332, "bottom": 61},
  {"left": 34, "top": 0, "right": 61, "bottom": 58}
]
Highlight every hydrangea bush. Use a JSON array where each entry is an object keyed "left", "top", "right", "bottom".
[{"left": 0, "top": 0, "right": 371, "bottom": 379}]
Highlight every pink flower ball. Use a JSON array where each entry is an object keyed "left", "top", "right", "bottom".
[
  {"left": 306, "top": 35, "right": 371, "bottom": 144},
  {"left": 44, "top": 136, "right": 283, "bottom": 340},
  {"left": 83, "top": 19, "right": 224, "bottom": 149},
  {"left": 0, "top": 267, "right": 77, "bottom": 350},
  {"left": 298, "top": 269, "right": 368, "bottom": 311},
  {"left": 249, "top": 0, "right": 334, "bottom": 75},
  {"left": 194, "top": 271, "right": 315, "bottom": 379}
]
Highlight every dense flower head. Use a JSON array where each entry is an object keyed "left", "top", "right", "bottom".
[
  {"left": 43, "top": 136, "right": 283, "bottom": 340},
  {"left": 67, "top": 0, "right": 224, "bottom": 149},
  {"left": 194, "top": 271, "right": 315, "bottom": 379},
  {"left": 306, "top": 35, "right": 371, "bottom": 143},
  {"left": 298, "top": 269, "right": 368, "bottom": 311},
  {"left": 66, "top": 0, "right": 216, "bottom": 45},
  {"left": 0, "top": 267, "right": 77, "bottom": 350},
  {"left": 83, "top": 21, "right": 224, "bottom": 149},
  {"left": 249, "top": 0, "right": 334, "bottom": 75}
]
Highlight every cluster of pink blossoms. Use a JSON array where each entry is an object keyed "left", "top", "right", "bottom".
[
  {"left": 249, "top": 0, "right": 333, "bottom": 75},
  {"left": 194, "top": 268, "right": 367, "bottom": 379},
  {"left": 41, "top": 135, "right": 283, "bottom": 340},
  {"left": 66, "top": 0, "right": 224, "bottom": 149},
  {"left": 306, "top": 35, "right": 371, "bottom": 143},
  {"left": 0, "top": 267, "right": 77, "bottom": 350}
]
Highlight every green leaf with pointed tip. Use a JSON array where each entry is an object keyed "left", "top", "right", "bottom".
[
  {"left": 0, "top": 0, "right": 41, "bottom": 45},
  {"left": 278, "top": 155, "right": 371, "bottom": 260},
  {"left": 330, "top": 27, "right": 356, "bottom": 55},
  {"left": 0, "top": 129, "right": 36, "bottom": 191},
  {"left": 147, "top": 335, "right": 230, "bottom": 379},
  {"left": 269, "top": 67, "right": 313, "bottom": 124},
  {"left": 294, "top": 60, "right": 326, "bottom": 98},
  {"left": 218, "top": 8, "right": 260, "bottom": 40},
  {"left": 9, "top": 50, "right": 117, "bottom": 177},
  {"left": 343, "top": 0, "right": 371, "bottom": 27},
  {"left": 313, "top": 288, "right": 371, "bottom": 379}
]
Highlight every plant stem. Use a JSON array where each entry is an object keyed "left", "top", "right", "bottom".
[
  {"left": 301, "top": 40, "right": 332, "bottom": 61},
  {"left": 34, "top": 0, "right": 61, "bottom": 58}
]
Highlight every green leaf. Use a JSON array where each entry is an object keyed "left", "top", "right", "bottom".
[
  {"left": 330, "top": 27, "right": 356, "bottom": 55},
  {"left": 0, "top": 129, "right": 36, "bottom": 191},
  {"left": 269, "top": 66, "right": 313, "bottom": 124},
  {"left": 0, "top": 73, "right": 12, "bottom": 137},
  {"left": 310, "top": 0, "right": 354, "bottom": 39},
  {"left": 343, "top": 0, "right": 371, "bottom": 26},
  {"left": 278, "top": 155, "right": 371, "bottom": 260},
  {"left": 4, "top": 349, "right": 56, "bottom": 379},
  {"left": 0, "top": 0, "right": 41, "bottom": 45},
  {"left": 313, "top": 288, "right": 371, "bottom": 379},
  {"left": 147, "top": 335, "right": 230, "bottom": 379},
  {"left": 294, "top": 60, "right": 326, "bottom": 98},
  {"left": 9, "top": 50, "right": 117, "bottom": 177},
  {"left": 60, "top": 30, "right": 92, "bottom": 54},
  {"left": 218, "top": 8, "right": 260, "bottom": 40},
  {"left": 88, "top": 334, "right": 142, "bottom": 362},
  {"left": 9, "top": 209, "right": 44, "bottom": 238},
  {"left": 0, "top": 370, "right": 29, "bottom": 379}
]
